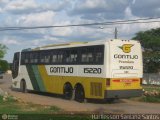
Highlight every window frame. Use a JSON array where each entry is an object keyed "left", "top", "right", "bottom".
[{"left": 20, "top": 45, "right": 104, "bottom": 65}]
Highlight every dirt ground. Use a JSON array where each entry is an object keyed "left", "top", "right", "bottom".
[{"left": 0, "top": 74, "right": 160, "bottom": 114}]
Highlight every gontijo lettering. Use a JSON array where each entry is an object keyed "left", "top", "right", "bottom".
[
  {"left": 114, "top": 54, "right": 138, "bottom": 59},
  {"left": 50, "top": 67, "right": 73, "bottom": 73}
]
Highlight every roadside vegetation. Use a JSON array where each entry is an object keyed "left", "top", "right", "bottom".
[
  {"left": 0, "top": 44, "right": 10, "bottom": 72},
  {"left": 133, "top": 27, "right": 160, "bottom": 73},
  {"left": 131, "top": 28, "right": 160, "bottom": 103},
  {"left": 131, "top": 85, "right": 160, "bottom": 103},
  {"left": 141, "top": 85, "right": 160, "bottom": 103},
  {"left": 0, "top": 95, "right": 91, "bottom": 120},
  {"left": 0, "top": 95, "right": 61, "bottom": 114}
]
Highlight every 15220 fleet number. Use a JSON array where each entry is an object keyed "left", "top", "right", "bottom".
[{"left": 84, "top": 68, "right": 102, "bottom": 74}]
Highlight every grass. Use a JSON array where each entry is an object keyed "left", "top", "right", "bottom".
[
  {"left": 141, "top": 96, "right": 160, "bottom": 103},
  {"left": 17, "top": 115, "right": 91, "bottom": 120},
  {"left": 0, "top": 95, "right": 61, "bottom": 114},
  {"left": 0, "top": 95, "right": 91, "bottom": 120},
  {"left": 131, "top": 85, "right": 160, "bottom": 103},
  {"left": 142, "top": 85, "right": 160, "bottom": 92}
]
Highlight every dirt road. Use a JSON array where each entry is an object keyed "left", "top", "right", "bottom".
[{"left": 0, "top": 74, "right": 160, "bottom": 114}]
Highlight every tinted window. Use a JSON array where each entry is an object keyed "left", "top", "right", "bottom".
[{"left": 21, "top": 45, "right": 104, "bottom": 65}]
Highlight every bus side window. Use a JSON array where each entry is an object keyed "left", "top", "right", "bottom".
[
  {"left": 30, "top": 53, "right": 34, "bottom": 63},
  {"left": 52, "top": 54, "right": 57, "bottom": 63},
  {"left": 81, "top": 47, "right": 94, "bottom": 63},
  {"left": 81, "top": 54, "right": 87, "bottom": 62},
  {"left": 40, "top": 52, "right": 45, "bottom": 63},
  {"left": 51, "top": 51, "right": 63, "bottom": 64},
  {"left": 24, "top": 53, "right": 29, "bottom": 64},
  {"left": 70, "top": 54, "right": 77, "bottom": 62},
  {"left": 95, "top": 52, "right": 102, "bottom": 63},
  {"left": 44, "top": 52, "right": 50, "bottom": 63},
  {"left": 30, "top": 52, "right": 39, "bottom": 64},
  {"left": 65, "top": 49, "right": 78, "bottom": 63},
  {"left": 94, "top": 46, "right": 104, "bottom": 64},
  {"left": 81, "top": 53, "right": 93, "bottom": 63},
  {"left": 34, "top": 52, "right": 38, "bottom": 63},
  {"left": 21, "top": 53, "right": 25, "bottom": 64},
  {"left": 57, "top": 54, "right": 63, "bottom": 63},
  {"left": 88, "top": 53, "right": 93, "bottom": 62}
]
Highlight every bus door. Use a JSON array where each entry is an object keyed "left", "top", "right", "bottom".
[{"left": 12, "top": 52, "right": 20, "bottom": 79}]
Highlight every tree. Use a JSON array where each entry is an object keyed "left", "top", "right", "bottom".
[
  {"left": 0, "top": 44, "right": 8, "bottom": 59},
  {"left": 0, "top": 44, "right": 9, "bottom": 72},
  {"left": 133, "top": 28, "right": 160, "bottom": 51},
  {"left": 133, "top": 28, "right": 160, "bottom": 73},
  {"left": 143, "top": 51, "right": 160, "bottom": 73},
  {"left": 0, "top": 60, "right": 9, "bottom": 72}
]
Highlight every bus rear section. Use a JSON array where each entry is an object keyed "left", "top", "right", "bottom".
[{"left": 105, "top": 40, "right": 143, "bottom": 99}]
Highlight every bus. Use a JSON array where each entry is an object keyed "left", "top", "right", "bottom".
[{"left": 12, "top": 39, "right": 143, "bottom": 102}]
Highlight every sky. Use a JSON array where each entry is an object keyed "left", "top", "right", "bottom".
[{"left": 0, "top": 0, "right": 160, "bottom": 62}]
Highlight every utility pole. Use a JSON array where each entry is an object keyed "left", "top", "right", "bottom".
[{"left": 114, "top": 27, "right": 118, "bottom": 39}]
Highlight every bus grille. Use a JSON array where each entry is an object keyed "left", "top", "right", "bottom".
[{"left": 90, "top": 82, "right": 102, "bottom": 96}]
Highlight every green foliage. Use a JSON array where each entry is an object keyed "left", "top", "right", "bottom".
[
  {"left": 131, "top": 85, "right": 160, "bottom": 103},
  {"left": 133, "top": 28, "right": 160, "bottom": 73},
  {"left": 17, "top": 115, "right": 91, "bottom": 120},
  {"left": 143, "top": 51, "right": 160, "bottom": 73},
  {"left": 142, "top": 85, "right": 160, "bottom": 103},
  {"left": 0, "top": 44, "right": 8, "bottom": 59},
  {"left": 143, "top": 85, "right": 160, "bottom": 92},
  {"left": 0, "top": 60, "right": 9, "bottom": 72},
  {"left": 0, "top": 95, "right": 61, "bottom": 114},
  {"left": 141, "top": 96, "right": 160, "bottom": 103},
  {"left": 0, "top": 95, "right": 91, "bottom": 120},
  {"left": 133, "top": 28, "right": 160, "bottom": 51}
]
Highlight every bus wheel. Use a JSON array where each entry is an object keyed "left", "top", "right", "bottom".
[
  {"left": 75, "top": 85, "right": 85, "bottom": 103},
  {"left": 63, "top": 83, "right": 73, "bottom": 100},
  {"left": 20, "top": 80, "right": 27, "bottom": 93}
]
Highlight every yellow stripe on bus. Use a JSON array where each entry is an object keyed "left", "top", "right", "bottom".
[{"left": 37, "top": 65, "right": 106, "bottom": 99}]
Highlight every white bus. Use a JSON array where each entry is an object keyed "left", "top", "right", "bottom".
[{"left": 12, "top": 39, "right": 143, "bottom": 102}]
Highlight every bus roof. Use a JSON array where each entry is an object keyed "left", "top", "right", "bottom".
[{"left": 31, "top": 39, "right": 139, "bottom": 51}]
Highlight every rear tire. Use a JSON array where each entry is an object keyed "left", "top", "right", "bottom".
[
  {"left": 20, "top": 80, "right": 27, "bottom": 93},
  {"left": 75, "top": 85, "right": 85, "bottom": 102},
  {"left": 106, "top": 98, "right": 115, "bottom": 103},
  {"left": 63, "top": 83, "right": 73, "bottom": 100}
]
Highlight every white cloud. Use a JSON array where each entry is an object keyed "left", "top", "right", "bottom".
[
  {"left": 0, "top": 8, "right": 2, "bottom": 13},
  {"left": 17, "top": 11, "right": 55, "bottom": 26},
  {"left": 80, "top": 0, "right": 106, "bottom": 9},
  {"left": 52, "top": 27, "right": 72, "bottom": 36},
  {"left": 49, "top": 21, "right": 73, "bottom": 36},
  {"left": 124, "top": 7, "right": 137, "bottom": 19},
  {"left": 2, "top": 39, "right": 21, "bottom": 45},
  {"left": 43, "top": 35, "right": 66, "bottom": 43},
  {"left": 132, "top": 0, "right": 136, "bottom": 5},
  {"left": 2, "top": 0, "right": 70, "bottom": 14},
  {"left": 69, "top": 0, "right": 129, "bottom": 20},
  {"left": 0, "top": 0, "right": 9, "bottom": 4},
  {"left": 4, "top": 0, "right": 37, "bottom": 13}
]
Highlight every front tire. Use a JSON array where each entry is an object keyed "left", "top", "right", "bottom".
[
  {"left": 20, "top": 80, "right": 27, "bottom": 93},
  {"left": 75, "top": 85, "right": 85, "bottom": 102}
]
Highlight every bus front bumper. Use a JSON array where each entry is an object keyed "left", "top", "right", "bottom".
[{"left": 104, "top": 89, "right": 143, "bottom": 99}]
